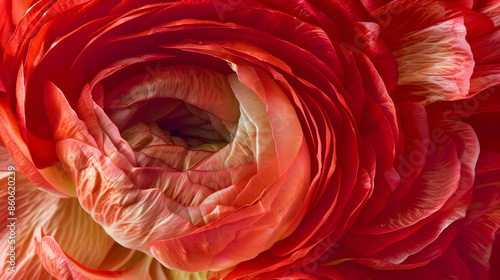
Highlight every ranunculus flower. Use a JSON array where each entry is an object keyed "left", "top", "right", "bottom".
[{"left": 1, "top": 0, "right": 499, "bottom": 279}]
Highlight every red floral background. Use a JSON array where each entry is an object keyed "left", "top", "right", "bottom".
[{"left": 1, "top": 0, "right": 499, "bottom": 279}]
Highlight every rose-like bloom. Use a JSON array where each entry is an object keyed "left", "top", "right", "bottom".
[{"left": 1, "top": 0, "right": 500, "bottom": 279}]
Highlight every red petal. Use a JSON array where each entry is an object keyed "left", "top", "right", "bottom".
[{"left": 374, "top": 0, "right": 476, "bottom": 104}]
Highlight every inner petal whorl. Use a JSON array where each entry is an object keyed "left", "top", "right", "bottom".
[{"left": 103, "top": 65, "right": 241, "bottom": 170}]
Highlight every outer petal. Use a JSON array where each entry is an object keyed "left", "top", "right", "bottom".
[
  {"left": 0, "top": 146, "right": 115, "bottom": 279},
  {"left": 336, "top": 115, "right": 479, "bottom": 270},
  {"left": 475, "top": 0, "right": 500, "bottom": 27},
  {"left": 36, "top": 235, "right": 151, "bottom": 280},
  {"left": 468, "top": 30, "right": 500, "bottom": 95},
  {"left": 0, "top": 0, "right": 36, "bottom": 65},
  {"left": 453, "top": 172, "right": 500, "bottom": 279},
  {"left": 373, "top": 0, "right": 477, "bottom": 104},
  {"left": 0, "top": 94, "right": 76, "bottom": 197}
]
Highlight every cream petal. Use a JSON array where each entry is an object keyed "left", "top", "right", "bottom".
[
  {"left": 56, "top": 138, "right": 198, "bottom": 253},
  {"left": 0, "top": 146, "right": 115, "bottom": 279},
  {"left": 36, "top": 235, "right": 152, "bottom": 280}
]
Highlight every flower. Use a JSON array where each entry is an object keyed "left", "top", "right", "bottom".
[{"left": 1, "top": 0, "right": 499, "bottom": 279}]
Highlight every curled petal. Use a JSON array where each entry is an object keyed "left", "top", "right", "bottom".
[
  {"left": 0, "top": 146, "right": 115, "bottom": 279},
  {"left": 374, "top": 0, "right": 476, "bottom": 104}
]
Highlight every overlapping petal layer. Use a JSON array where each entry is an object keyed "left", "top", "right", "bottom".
[{"left": 0, "top": 0, "right": 499, "bottom": 279}]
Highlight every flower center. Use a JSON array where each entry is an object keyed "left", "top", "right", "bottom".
[
  {"left": 103, "top": 65, "right": 240, "bottom": 170},
  {"left": 155, "top": 100, "right": 233, "bottom": 150}
]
